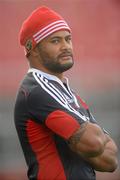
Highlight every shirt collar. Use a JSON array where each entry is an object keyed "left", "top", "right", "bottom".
[
  {"left": 28, "top": 68, "right": 75, "bottom": 98},
  {"left": 28, "top": 68, "right": 68, "bottom": 85}
]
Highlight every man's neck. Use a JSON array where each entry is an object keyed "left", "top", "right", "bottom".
[{"left": 30, "top": 65, "right": 64, "bottom": 81}]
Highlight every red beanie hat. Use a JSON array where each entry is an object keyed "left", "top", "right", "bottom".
[{"left": 19, "top": 6, "right": 71, "bottom": 55}]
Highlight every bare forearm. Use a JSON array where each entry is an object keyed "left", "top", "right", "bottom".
[
  {"left": 82, "top": 136, "right": 118, "bottom": 172},
  {"left": 69, "top": 122, "right": 108, "bottom": 157}
]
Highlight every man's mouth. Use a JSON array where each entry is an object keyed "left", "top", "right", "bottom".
[{"left": 59, "top": 53, "right": 72, "bottom": 59}]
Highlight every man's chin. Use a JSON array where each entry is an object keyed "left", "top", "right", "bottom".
[{"left": 60, "top": 61, "right": 74, "bottom": 72}]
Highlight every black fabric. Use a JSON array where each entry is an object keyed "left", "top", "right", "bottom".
[
  {"left": 14, "top": 71, "right": 97, "bottom": 180},
  {"left": 54, "top": 134, "right": 96, "bottom": 180}
]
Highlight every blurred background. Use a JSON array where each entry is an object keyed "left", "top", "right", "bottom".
[{"left": 0, "top": 0, "right": 120, "bottom": 179}]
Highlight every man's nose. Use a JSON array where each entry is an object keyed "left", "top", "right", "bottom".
[{"left": 61, "top": 40, "right": 71, "bottom": 50}]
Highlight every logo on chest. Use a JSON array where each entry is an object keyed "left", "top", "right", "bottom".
[{"left": 63, "top": 93, "right": 74, "bottom": 104}]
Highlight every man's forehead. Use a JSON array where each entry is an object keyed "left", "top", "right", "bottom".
[{"left": 48, "top": 30, "right": 71, "bottom": 38}]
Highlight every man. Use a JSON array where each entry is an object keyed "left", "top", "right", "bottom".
[{"left": 14, "top": 6, "right": 118, "bottom": 180}]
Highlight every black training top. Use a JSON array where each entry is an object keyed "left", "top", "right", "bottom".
[{"left": 14, "top": 68, "right": 97, "bottom": 180}]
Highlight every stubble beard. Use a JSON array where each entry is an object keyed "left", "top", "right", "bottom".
[{"left": 40, "top": 56, "right": 74, "bottom": 73}]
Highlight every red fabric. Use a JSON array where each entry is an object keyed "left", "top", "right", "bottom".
[
  {"left": 45, "top": 110, "right": 80, "bottom": 139},
  {"left": 76, "top": 95, "right": 89, "bottom": 110},
  {"left": 19, "top": 6, "right": 71, "bottom": 51},
  {"left": 26, "top": 119, "right": 66, "bottom": 180}
]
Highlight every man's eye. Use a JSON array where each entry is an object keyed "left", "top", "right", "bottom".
[
  {"left": 67, "top": 36, "right": 72, "bottom": 42},
  {"left": 51, "top": 39, "right": 59, "bottom": 44}
]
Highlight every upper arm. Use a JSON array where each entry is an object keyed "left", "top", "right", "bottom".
[
  {"left": 45, "top": 110, "right": 81, "bottom": 139},
  {"left": 27, "top": 87, "right": 107, "bottom": 155},
  {"left": 27, "top": 86, "right": 85, "bottom": 139}
]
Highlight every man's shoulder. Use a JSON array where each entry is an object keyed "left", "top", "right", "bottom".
[{"left": 17, "top": 73, "right": 42, "bottom": 98}]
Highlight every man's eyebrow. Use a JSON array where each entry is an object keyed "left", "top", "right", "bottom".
[
  {"left": 50, "top": 34, "right": 72, "bottom": 40},
  {"left": 50, "top": 36, "right": 62, "bottom": 39}
]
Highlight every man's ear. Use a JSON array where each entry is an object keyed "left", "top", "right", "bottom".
[{"left": 30, "top": 47, "right": 39, "bottom": 57}]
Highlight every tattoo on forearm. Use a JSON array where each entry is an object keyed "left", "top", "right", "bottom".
[{"left": 69, "top": 122, "right": 88, "bottom": 145}]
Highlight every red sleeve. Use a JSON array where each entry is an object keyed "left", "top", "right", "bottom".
[{"left": 45, "top": 110, "right": 80, "bottom": 139}]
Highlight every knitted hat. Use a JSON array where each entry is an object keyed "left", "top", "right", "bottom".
[{"left": 19, "top": 6, "right": 71, "bottom": 55}]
